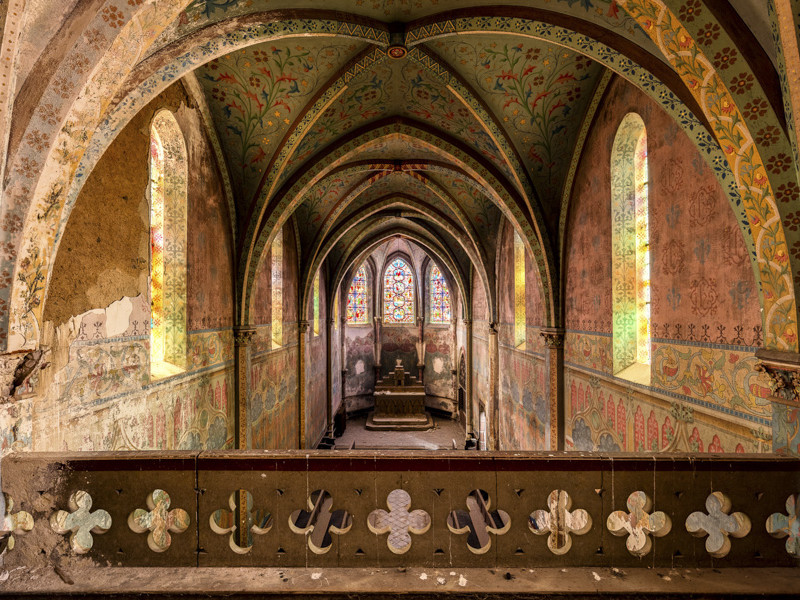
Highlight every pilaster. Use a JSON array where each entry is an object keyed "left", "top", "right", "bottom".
[
  {"left": 541, "top": 327, "right": 565, "bottom": 451},
  {"left": 488, "top": 321, "right": 499, "bottom": 451},
  {"left": 325, "top": 317, "right": 334, "bottom": 435},
  {"left": 233, "top": 327, "right": 256, "bottom": 450},
  {"left": 298, "top": 320, "right": 309, "bottom": 449}
]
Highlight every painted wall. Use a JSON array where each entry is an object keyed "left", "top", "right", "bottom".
[
  {"left": 249, "top": 223, "right": 300, "bottom": 450},
  {"left": 381, "top": 325, "right": 419, "bottom": 379},
  {"left": 564, "top": 75, "right": 780, "bottom": 453},
  {"left": 13, "top": 81, "right": 236, "bottom": 453},
  {"left": 343, "top": 325, "right": 375, "bottom": 413},
  {"left": 496, "top": 221, "right": 548, "bottom": 450}
]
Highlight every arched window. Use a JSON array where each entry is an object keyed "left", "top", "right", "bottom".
[
  {"left": 271, "top": 228, "right": 283, "bottom": 349},
  {"left": 149, "top": 110, "right": 187, "bottom": 378},
  {"left": 611, "top": 113, "right": 650, "bottom": 381},
  {"left": 514, "top": 230, "right": 526, "bottom": 347},
  {"left": 429, "top": 263, "right": 452, "bottom": 324},
  {"left": 383, "top": 258, "right": 415, "bottom": 324},
  {"left": 346, "top": 265, "right": 369, "bottom": 324}
]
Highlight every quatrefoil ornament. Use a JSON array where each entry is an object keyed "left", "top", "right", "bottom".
[
  {"left": 128, "top": 489, "right": 190, "bottom": 552},
  {"left": 368, "top": 489, "right": 431, "bottom": 554},
  {"left": 0, "top": 494, "right": 33, "bottom": 554},
  {"left": 447, "top": 489, "right": 510, "bottom": 554},
  {"left": 685, "top": 492, "right": 750, "bottom": 558},
  {"left": 289, "top": 489, "right": 352, "bottom": 554},
  {"left": 529, "top": 490, "right": 592, "bottom": 555},
  {"left": 210, "top": 489, "right": 272, "bottom": 554},
  {"left": 766, "top": 493, "right": 800, "bottom": 558},
  {"left": 607, "top": 490, "right": 671, "bottom": 557},
  {"left": 51, "top": 490, "right": 112, "bottom": 554}
]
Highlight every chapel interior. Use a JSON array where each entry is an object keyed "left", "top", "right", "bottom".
[{"left": 0, "top": 0, "right": 798, "bottom": 597}]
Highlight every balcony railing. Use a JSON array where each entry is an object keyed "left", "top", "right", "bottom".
[{"left": 0, "top": 451, "right": 797, "bottom": 594}]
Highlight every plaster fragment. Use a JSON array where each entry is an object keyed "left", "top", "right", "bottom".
[
  {"left": 311, "top": 572, "right": 322, "bottom": 580},
  {"left": 436, "top": 577, "right": 445, "bottom": 585},
  {"left": 592, "top": 571, "right": 601, "bottom": 581},
  {"left": 458, "top": 574, "right": 467, "bottom": 587},
  {"left": 419, "top": 573, "right": 427, "bottom": 580}
]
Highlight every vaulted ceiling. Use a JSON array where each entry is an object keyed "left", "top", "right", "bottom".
[{"left": 143, "top": 0, "right": 787, "bottom": 325}]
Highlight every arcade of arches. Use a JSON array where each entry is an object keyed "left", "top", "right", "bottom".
[{"left": 0, "top": 0, "right": 800, "bottom": 594}]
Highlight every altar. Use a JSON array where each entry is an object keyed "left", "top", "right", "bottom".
[{"left": 366, "top": 359, "right": 433, "bottom": 430}]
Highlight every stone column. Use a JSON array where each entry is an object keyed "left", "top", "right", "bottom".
[
  {"left": 416, "top": 316, "right": 425, "bottom": 384},
  {"left": 341, "top": 314, "right": 348, "bottom": 416},
  {"left": 373, "top": 316, "right": 382, "bottom": 382},
  {"left": 233, "top": 327, "right": 256, "bottom": 450},
  {"left": 541, "top": 327, "right": 565, "bottom": 451},
  {"left": 465, "top": 319, "right": 473, "bottom": 434},
  {"left": 297, "top": 320, "right": 309, "bottom": 449},
  {"left": 325, "top": 317, "right": 334, "bottom": 436},
  {"left": 488, "top": 321, "right": 499, "bottom": 451}
]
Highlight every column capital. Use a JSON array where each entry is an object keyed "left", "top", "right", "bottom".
[
  {"left": 298, "top": 320, "right": 310, "bottom": 334},
  {"left": 540, "top": 327, "right": 566, "bottom": 348},
  {"left": 233, "top": 327, "right": 256, "bottom": 346},
  {"left": 488, "top": 321, "right": 498, "bottom": 335},
  {"left": 755, "top": 348, "right": 800, "bottom": 407}
]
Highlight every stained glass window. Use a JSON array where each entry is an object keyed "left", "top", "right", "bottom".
[
  {"left": 150, "top": 110, "right": 187, "bottom": 378},
  {"left": 514, "top": 230, "right": 526, "bottom": 347},
  {"left": 429, "top": 263, "right": 452, "bottom": 323},
  {"left": 383, "top": 258, "right": 415, "bottom": 324},
  {"left": 611, "top": 113, "right": 650, "bottom": 375},
  {"left": 347, "top": 265, "right": 368, "bottom": 324},
  {"left": 271, "top": 228, "right": 283, "bottom": 349},
  {"left": 150, "top": 129, "right": 165, "bottom": 367}
]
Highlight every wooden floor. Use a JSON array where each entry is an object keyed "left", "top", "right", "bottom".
[{"left": 334, "top": 412, "right": 467, "bottom": 450}]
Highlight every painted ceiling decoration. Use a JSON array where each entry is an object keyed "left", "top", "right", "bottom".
[{"left": 4, "top": 0, "right": 799, "bottom": 357}]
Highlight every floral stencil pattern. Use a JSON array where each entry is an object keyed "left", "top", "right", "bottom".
[{"left": 198, "top": 39, "right": 363, "bottom": 203}]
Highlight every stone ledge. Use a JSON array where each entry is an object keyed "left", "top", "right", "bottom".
[{"left": 1, "top": 567, "right": 798, "bottom": 597}]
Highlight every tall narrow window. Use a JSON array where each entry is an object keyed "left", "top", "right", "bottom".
[
  {"left": 271, "top": 228, "right": 283, "bottom": 349},
  {"left": 313, "top": 272, "right": 320, "bottom": 336},
  {"left": 383, "top": 258, "right": 415, "bottom": 324},
  {"left": 149, "top": 110, "right": 187, "bottom": 378},
  {"left": 346, "top": 265, "right": 368, "bottom": 324},
  {"left": 514, "top": 230, "right": 526, "bottom": 347},
  {"left": 429, "top": 263, "right": 452, "bottom": 324},
  {"left": 612, "top": 113, "right": 650, "bottom": 381}
]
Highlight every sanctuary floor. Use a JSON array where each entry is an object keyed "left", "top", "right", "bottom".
[{"left": 334, "top": 413, "right": 467, "bottom": 450}]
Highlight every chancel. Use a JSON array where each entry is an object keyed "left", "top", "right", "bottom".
[{"left": 0, "top": 0, "right": 798, "bottom": 597}]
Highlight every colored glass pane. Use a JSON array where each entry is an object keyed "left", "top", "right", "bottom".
[
  {"left": 383, "top": 258, "right": 415, "bottom": 324},
  {"left": 347, "top": 265, "right": 368, "bottom": 324},
  {"left": 271, "top": 228, "right": 283, "bottom": 349},
  {"left": 150, "top": 130, "right": 165, "bottom": 365},
  {"left": 429, "top": 263, "right": 452, "bottom": 323},
  {"left": 514, "top": 230, "right": 526, "bottom": 347},
  {"left": 149, "top": 110, "right": 188, "bottom": 376},
  {"left": 634, "top": 130, "right": 650, "bottom": 365},
  {"left": 611, "top": 113, "right": 649, "bottom": 374}
]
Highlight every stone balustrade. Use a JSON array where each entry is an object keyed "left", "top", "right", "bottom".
[{"left": 0, "top": 451, "right": 798, "bottom": 571}]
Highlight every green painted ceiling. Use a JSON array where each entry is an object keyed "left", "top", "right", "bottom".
[{"left": 180, "top": 0, "right": 645, "bottom": 300}]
